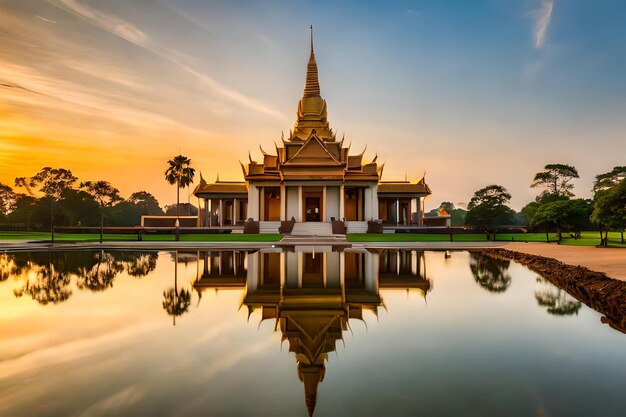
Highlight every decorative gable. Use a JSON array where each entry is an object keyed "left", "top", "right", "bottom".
[{"left": 284, "top": 131, "right": 341, "bottom": 166}]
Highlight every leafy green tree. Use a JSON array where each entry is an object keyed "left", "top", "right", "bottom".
[
  {"left": 129, "top": 191, "right": 164, "bottom": 215},
  {"left": 6, "top": 194, "right": 38, "bottom": 229},
  {"left": 531, "top": 163, "right": 579, "bottom": 201},
  {"left": 465, "top": 185, "right": 515, "bottom": 239},
  {"left": 0, "top": 183, "right": 17, "bottom": 218},
  {"left": 520, "top": 201, "right": 540, "bottom": 227},
  {"left": 106, "top": 201, "right": 143, "bottom": 226},
  {"left": 60, "top": 189, "right": 100, "bottom": 227},
  {"left": 165, "top": 155, "right": 195, "bottom": 240},
  {"left": 532, "top": 198, "right": 592, "bottom": 241},
  {"left": 469, "top": 253, "right": 512, "bottom": 293},
  {"left": 15, "top": 167, "right": 77, "bottom": 242},
  {"left": 593, "top": 166, "right": 626, "bottom": 193},
  {"left": 591, "top": 178, "right": 626, "bottom": 245},
  {"left": 164, "top": 203, "right": 198, "bottom": 216},
  {"left": 80, "top": 181, "right": 122, "bottom": 243}
]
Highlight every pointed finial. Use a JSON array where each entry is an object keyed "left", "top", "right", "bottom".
[
  {"left": 405, "top": 172, "right": 408, "bottom": 182},
  {"left": 303, "top": 26, "right": 321, "bottom": 98},
  {"left": 216, "top": 173, "right": 220, "bottom": 182}
]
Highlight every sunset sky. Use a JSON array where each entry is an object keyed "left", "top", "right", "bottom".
[{"left": 1, "top": 0, "right": 625, "bottom": 210}]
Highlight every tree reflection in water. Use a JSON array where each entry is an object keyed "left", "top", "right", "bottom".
[
  {"left": 535, "top": 277, "right": 581, "bottom": 316},
  {"left": 12, "top": 251, "right": 72, "bottom": 305},
  {"left": 0, "top": 253, "right": 13, "bottom": 282},
  {"left": 76, "top": 251, "right": 124, "bottom": 292},
  {"left": 162, "top": 251, "right": 191, "bottom": 325},
  {"left": 2, "top": 250, "right": 158, "bottom": 304},
  {"left": 124, "top": 252, "right": 158, "bottom": 277},
  {"left": 469, "top": 252, "right": 512, "bottom": 293}
]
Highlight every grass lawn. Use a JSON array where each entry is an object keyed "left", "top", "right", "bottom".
[
  {"left": 347, "top": 231, "right": 626, "bottom": 247},
  {"left": 1, "top": 231, "right": 623, "bottom": 247},
  {"left": 0, "top": 231, "right": 283, "bottom": 243}
]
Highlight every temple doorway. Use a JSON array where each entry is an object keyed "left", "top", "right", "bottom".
[{"left": 302, "top": 188, "right": 323, "bottom": 222}]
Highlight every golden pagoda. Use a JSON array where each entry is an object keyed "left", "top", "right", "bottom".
[{"left": 193, "top": 28, "right": 432, "bottom": 233}]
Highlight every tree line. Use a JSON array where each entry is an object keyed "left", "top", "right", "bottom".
[
  {"left": 0, "top": 155, "right": 198, "bottom": 240},
  {"left": 430, "top": 164, "right": 625, "bottom": 244}
]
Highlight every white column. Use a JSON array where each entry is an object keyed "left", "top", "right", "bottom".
[
  {"left": 297, "top": 186, "right": 303, "bottom": 222},
  {"left": 418, "top": 197, "right": 423, "bottom": 227},
  {"left": 371, "top": 184, "right": 378, "bottom": 220},
  {"left": 258, "top": 187, "right": 264, "bottom": 221},
  {"left": 280, "top": 184, "right": 286, "bottom": 221},
  {"left": 202, "top": 198, "right": 211, "bottom": 227},
  {"left": 233, "top": 198, "right": 238, "bottom": 225},
  {"left": 208, "top": 199, "right": 213, "bottom": 226},
  {"left": 219, "top": 199, "right": 224, "bottom": 226},
  {"left": 339, "top": 184, "right": 345, "bottom": 220},
  {"left": 364, "top": 187, "right": 371, "bottom": 220},
  {"left": 247, "top": 185, "right": 259, "bottom": 221},
  {"left": 396, "top": 198, "right": 400, "bottom": 225},
  {"left": 322, "top": 186, "right": 327, "bottom": 222}
]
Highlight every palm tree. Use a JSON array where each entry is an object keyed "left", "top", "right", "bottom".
[{"left": 164, "top": 155, "right": 195, "bottom": 241}]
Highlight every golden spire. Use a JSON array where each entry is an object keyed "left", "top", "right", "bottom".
[{"left": 303, "top": 25, "right": 320, "bottom": 98}]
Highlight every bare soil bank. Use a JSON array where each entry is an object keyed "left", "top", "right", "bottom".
[{"left": 480, "top": 249, "right": 626, "bottom": 334}]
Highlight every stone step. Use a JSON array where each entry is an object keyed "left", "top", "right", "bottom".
[
  {"left": 259, "top": 221, "right": 281, "bottom": 234},
  {"left": 345, "top": 221, "right": 368, "bottom": 233},
  {"left": 291, "top": 222, "right": 333, "bottom": 236}
]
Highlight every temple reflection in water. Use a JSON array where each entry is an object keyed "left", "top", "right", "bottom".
[{"left": 193, "top": 247, "right": 430, "bottom": 416}]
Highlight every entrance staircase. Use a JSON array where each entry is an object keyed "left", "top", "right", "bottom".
[
  {"left": 281, "top": 221, "right": 348, "bottom": 247},
  {"left": 259, "top": 221, "right": 281, "bottom": 234},
  {"left": 291, "top": 222, "right": 333, "bottom": 236},
  {"left": 345, "top": 221, "right": 368, "bottom": 234}
]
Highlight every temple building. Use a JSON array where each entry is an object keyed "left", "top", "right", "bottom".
[{"left": 193, "top": 30, "right": 432, "bottom": 233}]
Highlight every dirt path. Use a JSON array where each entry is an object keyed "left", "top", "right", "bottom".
[{"left": 505, "top": 242, "right": 626, "bottom": 282}]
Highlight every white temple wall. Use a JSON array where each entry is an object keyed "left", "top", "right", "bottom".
[
  {"left": 247, "top": 185, "right": 259, "bottom": 221},
  {"left": 364, "top": 186, "right": 380, "bottom": 220},
  {"left": 325, "top": 186, "right": 339, "bottom": 221},
  {"left": 286, "top": 186, "right": 299, "bottom": 221}
]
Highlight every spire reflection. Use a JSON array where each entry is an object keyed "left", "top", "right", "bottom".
[{"left": 193, "top": 247, "right": 430, "bottom": 416}]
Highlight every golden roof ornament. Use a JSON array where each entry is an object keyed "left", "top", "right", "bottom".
[{"left": 303, "top": 25, "right": 320, "bottom": 98}]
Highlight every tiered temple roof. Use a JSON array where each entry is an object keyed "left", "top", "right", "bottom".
[
  {"left": 241, "top": 30, "right": 380, "bottom": 183},
  {"left": 377, "top": 178, "right": 431, "bottom": 196}
]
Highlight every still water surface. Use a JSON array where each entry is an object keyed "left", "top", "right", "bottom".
[{"left": 0, "top": 248, "right": 624, "bottom": 417}]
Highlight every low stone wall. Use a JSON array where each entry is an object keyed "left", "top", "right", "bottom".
[{"left": 479, "top": 248, "right": 626, "bottom": 334}]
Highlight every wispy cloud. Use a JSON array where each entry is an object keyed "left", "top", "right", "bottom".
[
  {"left": 534, "top": 0, "right": 554, "bottom": 48},
  {"left": 47, "top": 0, "right": 284, "bottom": 119},
  {"left": 51, "top": 0, "right": 147, "bottom": 45},
  {"left": 35, "top": 15, "right": 56, "bottom": 24}
]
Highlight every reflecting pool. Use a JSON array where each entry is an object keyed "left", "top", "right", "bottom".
[{"left": 0, "top": 248, "right": 624, "bottom": 417}]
